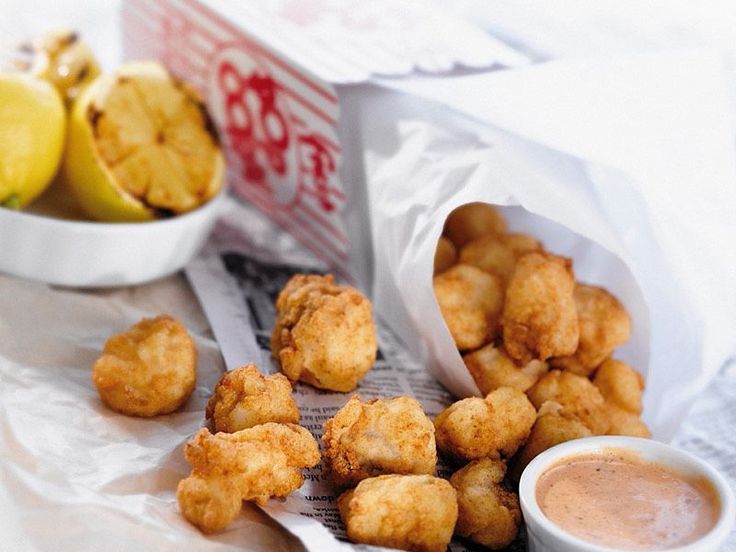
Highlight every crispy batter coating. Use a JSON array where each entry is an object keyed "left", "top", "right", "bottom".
[
  {"left": 206, "top": 364, "right": 300, "bottom": 433},
  {"left": 434, "top": 236, "right": 457, "bottom": 274},
  {"left": 551, "top": 284, "right": 632, "bottom": 375},
  {"left": 271, "top": 274, "right": 377, "bottom": 392},
  {"left": 459, "top": 232, "right": 541, "bottom": 282},
  {"left": 322, "top": 395, "right": 437, "bottom": 487},
  {"left": 433, "top": 264, "right": 504, "bottom": 350},
  {"left": 444, "top": 202, "right": 507, "bottom": 247},
  {"left": 526, "top": 370, "right": 609, "bottom": 435},
  {"left": 510, "top": 401, "right": 593, "bottom": 480},
  {"left": 606, "top": 404, "right": 651, "bottom": 437},
  {"left": 434, "top": 387, "right": 536, "bottom": 462},
  {"left": 501, "top": 252, "right": 579, "bottom": 364},
  {"left": 593, "top": 359, "right": 644, "bottom": 414},
  {"left": 464, "top": 343, "right": 548, "bottom": 395},
  {"left": 450, "top": 458, "right": 521, "bottom": 549},
  {"left": 338, "top": 474, "right": 458, "bottom": 552},
  {"left": 91, "top": 314, "right": 196, "bottom": 417},
  {"left": 177, "top": 423, "right": 320, "bottom": 533}
]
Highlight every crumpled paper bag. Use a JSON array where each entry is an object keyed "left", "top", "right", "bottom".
[{"left": 364, "top": 51, "right": 736, "bottom": 440}]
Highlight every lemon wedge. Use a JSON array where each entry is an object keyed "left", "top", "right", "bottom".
[{"left": 63, "top": 62, "right": 224, "bottom": 222}]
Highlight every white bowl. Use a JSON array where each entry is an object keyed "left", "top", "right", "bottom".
[
  {"left": 0, "top": 188, "right": 225, "bottom": 288},
  {"left": 519, "top": 436, "right": 735, "bottom": 552}
]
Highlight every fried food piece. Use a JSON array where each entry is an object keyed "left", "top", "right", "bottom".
[
  {"left": 434, "top": 236, "right": 457, "bottom": 274},
  {"left": 510, "top": 401, "right": 593, "bottom": 480},
  {"left": 91, "top": 315, "right": 196, "bottom": 417},
  {"left": 592, "top": 359, "right": 650, "bottom": 437},
  {"left": 464, "top": 343, "right": 548, "bottom": 394},
  {"left": 459, "top": 232, "right": 541, "bottom": 282},
  {"left": 593, "top": 359, "right": 644, "bottom": 414},
  {"left": 433, "top": 264, "right": 504, "bottom": 350},
  {"left": 338, "top": 474, "right": 457, "bottom": 552},
  {"left": 434, "top": 387, "right": 536, "bottom": 462},
  {"left": 551, "top": 284, "right": 632, "bottom": 375},
  {"left": 606, "top": 405, "right": 651, "bottom": 437},
  {"left": 527, "top": 370, "right": 609, "bottom": 435},
  {"left": 177, "top": 423, "right": 320, "bottom": 533},
  {"left": 271, "top": 274, "right": 377, "bottom": 392},
  {"left": 450, "top": 458, "right": 521, "bottom": 549},
  {"left": 206, "top": 364, "right": 300, "bottom": 433},
  {"left": 322, "top": 395, "right": 436, "bottom": 487},
  {"left": 502, "top": 252, "right": 579, "bottom": 364},
  {"left": 444, "top": 202, "right": 507, "bottom": 247}
]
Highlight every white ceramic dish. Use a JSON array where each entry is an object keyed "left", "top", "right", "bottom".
[
  {"left": 0, "top": 187, "right": 225, "bottom": 288},
  {"left": 519, "top": 436, "right": 735, "bottom": 552}
]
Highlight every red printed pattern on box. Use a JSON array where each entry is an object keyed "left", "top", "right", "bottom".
[{"left": 122, "top": 0, "right": 349, "bottom": 269}]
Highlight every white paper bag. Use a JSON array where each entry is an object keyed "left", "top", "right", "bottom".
[{"left": 363, "top": 51, "right": 736, "bottom": 440}]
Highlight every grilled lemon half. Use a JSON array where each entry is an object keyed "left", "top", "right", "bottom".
[{"left": 63, "top": 61, "right": 224, "bottom": 222}]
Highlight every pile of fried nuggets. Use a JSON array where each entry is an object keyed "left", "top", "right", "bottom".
[{"left": 90, "top": 203, "right": 648, "bottom": 552}]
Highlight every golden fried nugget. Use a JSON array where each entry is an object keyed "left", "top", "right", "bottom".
[
  {"left": 444, "top": 202, "right": 507, "bottom": 247},
  {"left": 450, "top": 458, "right": 521, "bottom": 549},
  {"left": 527, "top": 370, "right": 609, "bottom": 435},
  {"left": 510, "top": 401, "right": 593, "bottom": 480},
  {"left": 551, "top": 284, "right": 632, "bottom": 375},
  {"left": 322, "top": 395, "right": 436, "bottom": 487},
  {"left": 434, "top": 387, "right": 536, "bottom": 462},
  {"left": 206, "top": 364, "right": 300, "bottom": 433},
  {"left": 177, "top": 423, "right": 320, "bottom": 533},
  {"left": 606, "top": 404, "right": 651, "bottom": 437},
  {"left": 464, "top": 343, "right": 548, "bottom": 395},
  {"left": 91, "top": 314, "right": 196, "bottom": 417},
  {"left": 593, "top": 358, "right": 644, "bottom": 414},
  {"left": 338, "top": 474, "right": 458, "bottom": 552},
  {"left": 433, "top": 264, "right": 504, "bottom": 350},
  {"left": 434, "top": 236, "right": 457, "bottom": 274},
  {"left": 459, "top": 232, "right": 541, "bottom": 282},
  {"left": 502, "top": 252, "right": 579, "bottom": 364},
  {"left": 271, "top": 274, "right": 377, "bottom": 392}
]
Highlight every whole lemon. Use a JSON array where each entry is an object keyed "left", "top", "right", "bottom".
[{"left": 0, "top": 73, "right": 66, "bottom": 208}]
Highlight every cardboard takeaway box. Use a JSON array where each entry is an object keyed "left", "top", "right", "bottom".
[{"left": 120, "top": 0, "right": 527, "bottom": 288}]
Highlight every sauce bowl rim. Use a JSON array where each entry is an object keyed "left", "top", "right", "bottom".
[{"left": 518, "top": 435, "right": 736, "bottom": 552}]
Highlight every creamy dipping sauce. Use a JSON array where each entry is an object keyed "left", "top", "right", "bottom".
[{"left": 535, "top": 449, "right": 720, "bottom": 550}]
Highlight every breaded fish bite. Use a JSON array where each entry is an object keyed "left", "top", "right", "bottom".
[
  {"left": 510, "top": 401, "right": 593, "bottom": 480},
  {"left": 434, "top": 387, "right": 536, "bottom": 462},
  {"left": 551, "top": 284, "right": 632, "bottom": 375},
  {"left": 501, "top": 252, "right": 579, "bottom": 364},
  {"left": 177, "top": 423, "right": 320, "bottom": 533},
  {"left": 464, "top": 343, "right": 548, "bottom": 395},
  {"left": 434, "top": 264, "right": 504, "bottom": 350},
  {"left": 450, "top": 458, "right": 521, "bottom": 549},
  {"left": 459, "top": 232, "right": 541, "bottom": 282},
  {"left": 593, "top": 359, "right": 650, "bottom": 437},
  {"left": 444, "top": 202, "right": 506, "bottom": 247},
  {"left": 434, "top": 236, "right": 457, "bottom": 274},
  {"left": 323, "top": 395, "right": 436, "bottom": 487},
  {"left": 527, "top": 370, "right": 609, "bottom": 435},
  {"left": 271, "top": 274, "right": 377, "bottom": 392},
  {"left": 593, "top": 359, "right": 644, "bottom": 414},
  {"left": 206, "top": 364, "right": 300, "bottom": 433},
  {"left": 92, "top": 314, "right": 196, "bottom": 417},
  {"left": 338, "top": 474, "right": 458, "bottom": 552}
]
